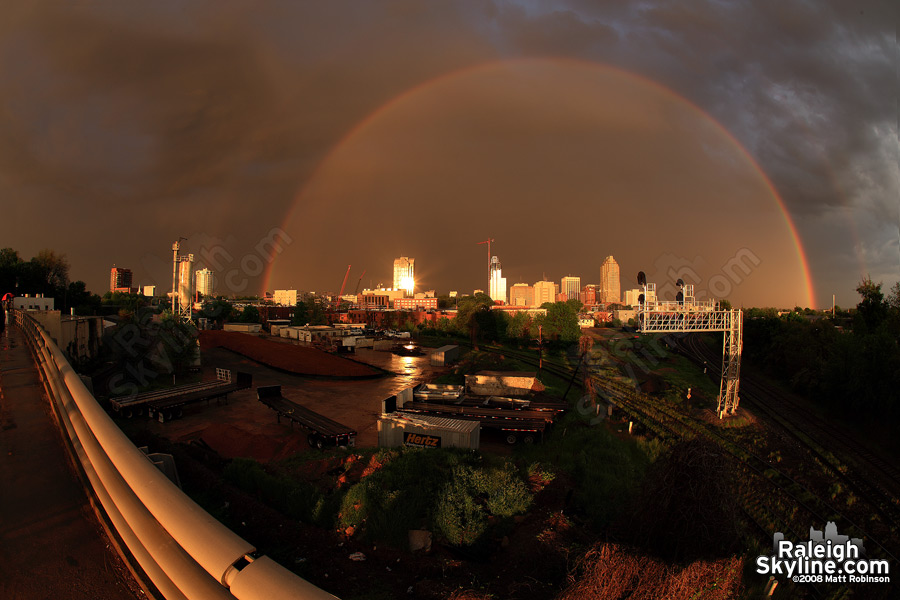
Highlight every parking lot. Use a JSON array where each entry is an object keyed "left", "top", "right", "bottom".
[{"left": 128, "top": 343, "right": 444, "bottom": 461}]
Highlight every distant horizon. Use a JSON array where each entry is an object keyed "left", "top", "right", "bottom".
[{"left": 2, "top": 4, "right": 895, "bottom": 312}]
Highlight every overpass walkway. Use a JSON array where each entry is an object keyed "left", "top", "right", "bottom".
[{"left": 0, "top": 319, "right": 142, "bottom": 599}]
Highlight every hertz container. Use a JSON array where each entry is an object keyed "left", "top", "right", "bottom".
[
  {"left": 430, "top": 344, "right": 460, "bottom": 367},
  {"left": 378, "top": 413, "right": 480, "bottom": 450}
]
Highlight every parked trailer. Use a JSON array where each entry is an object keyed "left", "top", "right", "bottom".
[
  {"left": 378, "top": 413, "right": 480, "bottom": 450},
  {"left": 412, "top": 384, "right": 565, "bottom": 413},
  {"left": 111, "top": 369, "right": 252, "bottom": 422},
  {"left": 430, "top": 345, "right": 460, "bottom": 367},
  {"left": 257, "top": 385, "right": 356, "bottom": 449},
  {"left": 396, "top": 404, "right": 548, "bottom": 444}
]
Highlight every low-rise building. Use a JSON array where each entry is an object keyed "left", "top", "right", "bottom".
[
  {"left": 394, "top": 297, "right": 438, "bottom": 310},
  {"left": 273, "top": 289, "right": 298, "bottom": 306},
  {"left": 13, "top": 295, "right": 55, "bottom": 311},
  {"left": 578, "top": 314, "right": 596, "bottom": 328},
  {"left": 509, "top": 283, "right": 534, "bottom": 307}
]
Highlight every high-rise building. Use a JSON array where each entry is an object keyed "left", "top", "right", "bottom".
[
  {"left": 533, "top": 280, "right": 556, "bottom": 306},
  {"left": 488, "top": 256, "right": 507, "bottom": 304},
  {"left": 195, "top": 268, "right": 216, "bottom": 298},
  {"left": 509, "top": 283, "right": 534, "bottom": 306},
  {"left": 393, "top": 257, "right": 415, "bottom": 297},
  {"left": 110, "top": 267, "right": 133, "bottom": 293},
  {"left": 561, "top": 276, "right": 581, "bottom": 301},
  {"left": 624, "top": 287, "right": 656, "bottom": 307},
  {"left": 600, "top": 256, "right": 621, "bottom": 304}
]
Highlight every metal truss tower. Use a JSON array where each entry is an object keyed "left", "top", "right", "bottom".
[
  {"left": 172, "top": 240, "right": 194, "bottom": 324},
  {"left": 635, "top": 277, "right": 743, "bottom": 418}
]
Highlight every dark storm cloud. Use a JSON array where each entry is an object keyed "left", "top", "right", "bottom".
[{"left": 0, "top": 0, "right": 895, "bottom": 303}]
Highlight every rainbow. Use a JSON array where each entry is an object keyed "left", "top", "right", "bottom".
[{"left": 264, "top": 58, "right": 816, "bottom": 307}]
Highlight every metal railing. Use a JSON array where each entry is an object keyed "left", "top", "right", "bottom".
[{"left": 12, "top": 309, "right": 337, "bottom": 600}]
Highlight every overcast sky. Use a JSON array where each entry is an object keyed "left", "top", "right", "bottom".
[{"left": 0, "top": 1, "right": 896, "bottom": 307}]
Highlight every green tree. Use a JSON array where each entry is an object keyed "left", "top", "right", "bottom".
[
  {"left": 506, "top": 311, "right": 530, "bottom": 341},
  {"left": 307, "top": 297, "right": 328, "bottom": 325},
  {"left": 65, "top": 280, "right": 102, "bottom": 315},
  {"left": 887, "top": 281, "right": 900, "bottom": 312},
  {"left": 537, "top": 301, "right": 580, "bottom": 343},
  {"left": 565, "top": 298, "right": 584, "bottom": 313},
  {"left": 292, "top": 300, "right": 309, "bottom": 325},
  {"left": 198, "top": 299, "right": 233, "bottom": 325},
  {"left": 0, "top": 248, "right": 23, "bottom": 294},
  {"left": 855, "top": 277, "right": 887, "bottom": 333},
  {"left": 236, "top": 305, "right": 260, "bottom": 323}
]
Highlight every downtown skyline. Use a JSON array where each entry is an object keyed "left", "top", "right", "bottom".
[{"left": 0, "top": 2, "right": 895, "bottom": 308}]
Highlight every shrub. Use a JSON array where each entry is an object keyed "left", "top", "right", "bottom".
[
  {"left": 434, "top": 464, "right": 532, "bottom": 546},
  {"left": 224, "top": 458, "right": 332, "bottom": 527},
  {"left": 435, "top": 482, "right": 487, "bottom": 546}
]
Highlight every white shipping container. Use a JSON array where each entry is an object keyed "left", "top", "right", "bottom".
[
  {"left": 355, "top": 337, "right": 375, "bottom": 348},
  {"left": 430, "top": 344, "right": 460, "bottom": 367},
  {"left": 378, "top": 414, "right": 480, "bottom": 450}
]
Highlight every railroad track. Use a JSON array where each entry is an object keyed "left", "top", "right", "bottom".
[
  {"left": 467, "top": 340, "right": 897, "bottom": 598},
  {"left": 679, "top": 333, "right": 900, "bottom": 534}
]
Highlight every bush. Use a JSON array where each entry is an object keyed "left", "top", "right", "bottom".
[
  {"left": 516, "top": 414, "right": 650, "bottom": 529},
  {"left": 435, "top": 481, "right": 487, "bottom": 546},
  {"left": 434, "top": 464, "right": 532, "bottom": 546},
  {"left": 224, "top": 458, "right": 333, "bottom": 528}
]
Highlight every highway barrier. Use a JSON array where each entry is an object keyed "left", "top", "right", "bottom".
[{"left": 12, "top": 309, "right": 337, "bottom": 600}]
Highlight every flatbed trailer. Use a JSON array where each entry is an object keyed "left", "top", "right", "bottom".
[
  {"left": 111, "top": 369, "right": 252, "bottom": 421},
  {"left": 402, "top": 401, "right": 555, "bottom": 423},
  {"left": 396, "top": 405, "right": 549, "bottom": 444},
  {"left": 413, "top": 384, "right": 566, "bottom": 413},
  {"left": 257, "top": 385, "right": 356, "bottom": 449}
]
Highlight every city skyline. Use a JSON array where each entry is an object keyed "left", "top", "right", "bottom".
[{"left": 0, "top": 3, "right": 895, "bottom": 308}]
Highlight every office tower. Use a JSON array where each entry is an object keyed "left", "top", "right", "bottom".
[
  {"left": 601, "top": 256, "right": 621, "bottom": 304},
  {"left": 393, "top": 257, "right": 415, "bottom": 297},
  {"left": 533, "top": 280, "right": 556, "bottom": 306},
  {"left": 488, "top": 256, "right": 507, "bottom": 304},
  {"left": 561, "top": 276, "right": 581, "bottom": 301},
  {"left": 509, "top": 283, "right": 534, "bottom": 306}
]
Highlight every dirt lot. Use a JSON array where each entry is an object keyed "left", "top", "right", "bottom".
[{"left": 127, "top": 340, "right": 444, "bottom": 459}]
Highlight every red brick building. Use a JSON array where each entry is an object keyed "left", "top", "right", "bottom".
[{"left": 393, "top": 298, "right": 439, "bottom": 310}]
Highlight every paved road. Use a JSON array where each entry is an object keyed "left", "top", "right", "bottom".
[{"left": 0, "top": 320, "right": 143, "bottom": 599}]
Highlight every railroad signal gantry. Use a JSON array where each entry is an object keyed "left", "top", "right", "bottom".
[{"left": 634, "top": 272, "right": 743, "bottom": 418}]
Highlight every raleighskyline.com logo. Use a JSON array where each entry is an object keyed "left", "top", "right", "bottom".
[{"left": 756, "top": 522, "right": 890, "bottom": 584}]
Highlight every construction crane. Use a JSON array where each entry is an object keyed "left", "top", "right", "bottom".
[
  {"left": 335, "top": 264, "right": 352, "bottom": 311},
  {"left": 477, "top": 238, "right": 494, "bottom": 274},
  {"left": 354, "top": 269, "right": 367, "bottom": 295}
]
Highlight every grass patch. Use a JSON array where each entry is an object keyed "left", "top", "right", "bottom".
[
  {"left": 516, "top": 412, "right": 652, "bottom": 529},
  {"left": 224, "top": 458, "right": 336, "bottom": 528}
]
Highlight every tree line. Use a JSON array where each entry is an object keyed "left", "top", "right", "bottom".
[{"left": 743, "top": 278, "right": 900, "bottom": 427}]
